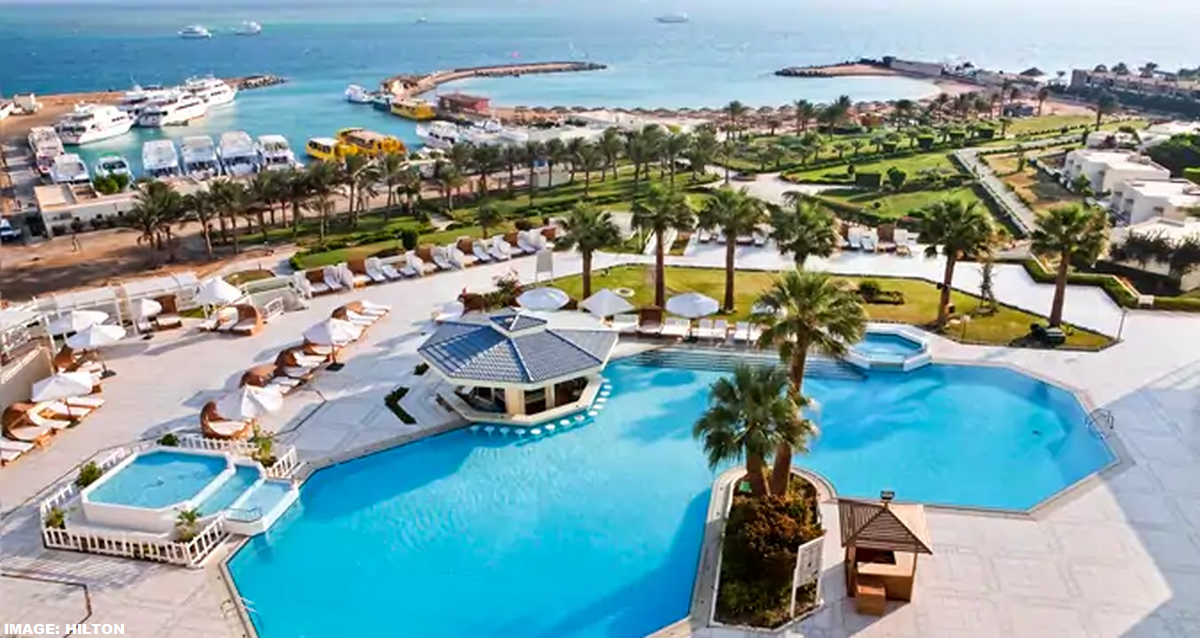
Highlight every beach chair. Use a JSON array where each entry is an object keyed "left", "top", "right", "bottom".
[
  {"left": 2, "top": 404, "right": 54, "bottom": 446},
  {"left": 490, "top": 236, "right": 513, "bottom": 261},
  {"left": 322, "top": 266, "right": 346, "bottom": 293},
  {"left": 363, "top": 257, "right": 389, "bottom": 283},
  {"left": 716, "top": 232, "right": 727, "bottom": 244},
  {"left": 230, "top": 304, "right": 264, "bottom": 337},
  {"left": 377, "top": 257, "right": 405, "bottom": 280},
  {"left": 355, "top": 300, "right": 391, "bottom": 316},
  {"left": 152, "top": 295, "right": 184, "bottom": 330},
  {"left": 712, "top": 319, "right": 730, "bottom": 341},
  {"left": 877, "top": 224, "right": 897, "bottom": 253},
  {"left": 65, "top": 395, "right": 106, "bottom": 410},
  {"left": 472, "top": 239, "right": 493, "bottom": 263},
  {"left": 40, "top": 401, "right": 93, "bottom": 422},
  {"left": 696, "top": 319, "right": 717, "bottom": 340},
  {"left": 612, "top": 314, "right": 639, "bottom": 334},
  {"left": 1, "top": 438, "right": 34, "bottom": 466},
  {"left": 837, "top": 223, "right": 851, "bottom": 250},
  {"left": 28, "top": 408, "right": 72, "bottom": 431},
  {"left": 200, "top": 402, "right": 252, "bottom": 440},
  {"left": 847, "top": 226, "right": 864, "bottom": 250},
  {"left": 516, "top": 230, "right": 539, "bottom": 254},
  {"left": 347, "top": 259, "right": 374, "bottom": 286},
  {"left": 860, "top": 229, "right": 878, "bottom": 252},
  {"left": 661, "top": 318, "right": 691, "bottom": 339}
]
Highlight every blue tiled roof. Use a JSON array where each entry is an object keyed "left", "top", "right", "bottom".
[
  {"left": 419, "top": 315, "right": 617, "bottom": 385},
  {"left": 489, "top": 311, "right": 546, "bottom": 333}
]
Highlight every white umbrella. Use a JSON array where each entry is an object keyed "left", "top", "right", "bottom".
[
  {"left": 303, "top": 318, "right": 362, "bottom": 346},
  {"left": 666, "top": 292, "right": 720, "bottom": 318},
  {"left": 194, "top": 277, "right": 243, "bottom": 306},
  {"left": 66, "top": 323, "right": 126, "bottom": 377},
  {"left": 214, "top": 385, "right": 284, "bottom": 421},
  {"left": 133, "top": 298, "right": 163, "bottom": 319},
  {"left": 517, "top": 287, "right": 570, "bottom": 311},
  {"left": 435, "top": 300, "right": 465, "bottom": 322},
  {"left": 32, "top": 371, "right": 95, "bottom": 402},
  {"left": 48, "top": 310, "right": 108, "bottom": 336},
  {"left": 580, "top": 288, "right": 635, "bottom": 318}
]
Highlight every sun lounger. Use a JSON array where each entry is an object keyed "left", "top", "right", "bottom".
[
  {"left": 265, "top": 376, "right": 303, "bottom": 395},
  {"left": 1, "top": 438, "right": 34, "bottom": 465},
  {"left": 612, "top": 313, "right": 639, "bottom": 334},
  {"left": 41, "top": 402, "right": 92, "bottom": 421},
  {"left": 860, "top": 230, "right": 878, "bottom": 252},
  {"left": 716, "top": 232, "right": 727, "bottom": 244},
  {"left": 516, "top": 230, "right": 540, "bottom": 254},
  {"left": 28, "top": 409, "right": 72, "bottom": 431},
  {"left": 894, "top": 228, "right": 916, "bottom": 255},
  {"left": 200, "top": 402, "right": 253, "bottom": 440},
  {"left": 230, "top": 304, "right": 264, "bottom": 337},
  {"left": 357, "top": 300, "right": 390, "bottom": 315},
  {"left": 2, "top": 404, "right": 54, "bottom": 445},
  {"left": 661, "top": 318, "right": 691, "bottom": 338},
  {"left": 399, "top": 253, "right": 421, "bottom": 278},
  {"left": 379, "top": 259, "right": 405, "bottom": 279},
  {"left": 431, "top": 246, "right": 455, "bottom": 271},
  {"left": 323, "top": 266, "right": 347, "bottom": 292},
  {"left": 363, "top": 257, "right": 389, "bottom": 284},
  {"left": 473, "top": 239, "right": 493, "bottom": 263},
  {"left": 696, "top": 319, "right": 717, "bottom": 339},
  {"left": 489, "top": 236, "right": 513, "bottom": 261},
  {"left": 846, "top": 226, "right": 863, "bottom": 250},
  {"left": 303, "top": 269, "right": 331, "bottom": 296},
  {"left": 736, "top": 234, "right": 754, "bottom": 245},
  {"left": 697, "top": 230, "right": 712, "bottom": 243},
  {"left": 347, "top": 259, "right": 375, "bottom": 286},
  {"left": 65, "top": 396, "right": 105, "bottom": 410},
  {"left": 343, "top": 310, "right": 377, "bottom": 327},
  {"left": 733, "top": 321, "right": 761, "bottom": 343},
  {"left": 711, "top": 319, "right": 730, "bottom": 341}
]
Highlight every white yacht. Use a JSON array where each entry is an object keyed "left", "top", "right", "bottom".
[
  {"left": 137, "top": 92, "right": 208, "bottom": 127},
  {"left": 54, "top": 104, "right": 135, "bottom": 145},
  {"left": 655, "top": 13, "right": 689, "bottom": 23},
  {"left": 218, "top": 131, "right": 260, "bottom": 176},
  {"left": 27, "top": 126, "right": 64, "bottom": 177},
  {"left": 117, "top": 85, "right": 173, "bottom": 119},
  {"left": 183, "top": 76, "right": 237, "bottom": 108},
  {"left": 233, "top": 21, "right": 262, "bottom": 36},
  {"left": 179, "top": 25, "right": 212, "bottom": 39},
  {"left": 48, "top": 153, "right": 90, "bottom": 185},
  {"left": 93, "top": 154, "right": 133, "bottom": 181},
  {"left": 180, "top": 135, "right": 222, "bottom": 180},
  {"left": 344, "top": 85, "right": 372, "bottom": 104},
  {"left": 257, "top": 134, "right": 299, "bottom": 172},
  {"left": 142, "top": 139, "right": 181, "bottom": 179},
  {"left": 415, "top": 121, "right": 460, "bottom": 150}
]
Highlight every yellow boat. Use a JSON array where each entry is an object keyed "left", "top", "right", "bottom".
[
  {"left": 390, "top": 99, "right": 436, "bottom": 121},
  {"left": 305, "top": 136, "right": 354, "bottom": 162},
  {"left": 336, "top": 128, "right": 407, "bottom": 157}
]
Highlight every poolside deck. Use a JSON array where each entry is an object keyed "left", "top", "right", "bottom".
[{"left": 2, "top": 231, "right": 1200, "bottom": 637}]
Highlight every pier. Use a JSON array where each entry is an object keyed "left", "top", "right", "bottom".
[
  {"left": 381, "top": 61, "right": 607, "bottom": 99},
  {"left": 231, "top": 75, "right": 288, "bottom": 91}
]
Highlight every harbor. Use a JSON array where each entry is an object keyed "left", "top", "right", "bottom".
[{"left": 381, "top": 61, "right": 608, "bottom": 100}]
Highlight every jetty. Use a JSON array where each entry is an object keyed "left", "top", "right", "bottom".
[
  {"left": 381, "top": 61, "right": 607, "bottom": 99},
  {"left": 231, "top": 75, "right": 287, "bottom": 91}
]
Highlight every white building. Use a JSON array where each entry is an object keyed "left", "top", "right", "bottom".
[
  {"left": 1062, "top": 149, "right": 1170, "bottom": 193},
  {"left": 1110, "top": 179, "right": 1200, "bottom": 224},
  {"left": 1112, "top": 218, "right": 1200, "bottom": 291},
  {"left": 1138, "top": 120, "right": 1200, "bottom": 151}
]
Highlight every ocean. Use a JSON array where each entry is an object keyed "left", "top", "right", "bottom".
[{"left": 2, "top": 0, "right": 1198, "bottom": 173}]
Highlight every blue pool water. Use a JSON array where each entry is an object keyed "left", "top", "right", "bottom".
[
  {"left": 88, "top": 450, "right": 227, "bottom": 509},
  {"left": 853, "top": 333, "right": 925, "bottom": 359},
  {"left": 196, "top": 464, "right": 261, "bottom": 515},
  {"left": 228, "top": 359, "right": 1111, "bottom": 638},
  {"left": 234, "top": 480, "right": 294, "bottom": 517}
]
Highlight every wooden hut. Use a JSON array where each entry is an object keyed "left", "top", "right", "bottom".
[{"left": 839, "top": 493, "right": 933, "bottom": 616}]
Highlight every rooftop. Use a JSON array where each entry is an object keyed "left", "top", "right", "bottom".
[
  {"left": 1070, "top": 149, "right": 1168, "bottom": 172},
  {"left": 1120, "top": 179, "right": 1200, "bottom": 206}
]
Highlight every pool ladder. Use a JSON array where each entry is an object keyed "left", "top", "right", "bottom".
[{"left": 1086, "top": 409, "right": 1115, "bottom": 437}]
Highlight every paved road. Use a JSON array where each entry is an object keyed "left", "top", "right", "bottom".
[{"left": 954, "top": 135, "right": 1081, "bottom": 237}]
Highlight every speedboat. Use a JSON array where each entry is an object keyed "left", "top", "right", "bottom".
[
  {"left": 54, "top": 104, "right": 135, "bottom": 145},
  {"left": 93, "top": 154, "right": 132, "bottom": 181},
  {"left": 27, "top": 126, "right": 64, "bottom": 176},
  {"left": 218, "top": 131, "right": 261, "bottom": 176},
  {"left": 48, "top": 153, "right": 90, "bottom": 185},
  {"left": 233, "top": 21, "right": 262, "bottom": 36},
  {"left": 142, "top": 139, "right": 181, "bottom": 179},
  {"left": 179, "top": 25, "right": 212, "bottom": 39},
  {"left": 655, "top": 13, "right": 689, "bottom": 23},
  {"left": 344, "top": 85, "right": 372, "bottom": 104},
  {"left": 415, "top": 120, "right": 460, "bottom": 150},
  {"left": 183, "top": 76, "right": 237, "bottom": 108},
  {"left": 257, "top": 134, "right": 299, "bottom": 171},
  {"left": 180, "top": 135, "right": 221, "bottom": 180},
  {"left": 137, "top": 91, "right": 208, "bottom": 127}
]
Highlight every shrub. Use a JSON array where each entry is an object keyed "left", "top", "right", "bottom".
[
  {"left": 857, "top": 280, "right": 882, "bottom": 300},
  {"left": 93, "top": 176, "right": 119, "bottom": 195},
  {"left": 112, "top": 172, "right": 130, "bottom": 192},
  {"left": 400, "top": 228, "right": 420, "bottom": 250},
  {"left": 44, "top": 507, "right": 66, "bottom": 530},
  {"left": 385, "top": 387, "right": 416, "bottom": 424},
  {"left": 886, "top": 167, "right": 907, "bottom": 191},
  {"left": 917, "top": 134, "right": 935, "bottom": 150},
  {"left": 157, "top": 433, "right": 179, "bottom": 446},
  {"left": 175, "top": 508, "right": 201, "bottom": 542},
  {"left": 854, "top": 171, "right": 882, "bottom": 189},
  {"left": 75, "top": 462, "right": 103, "bottom": 488},
  {"left": 1185, "top": 167, "right": 1200, "bottom": 186},
  {"left": 514, "top": 219, "right": 535, "bottom": 231},
  {"left": 414, "top": 362, "right": 429, "bottom": 376}
]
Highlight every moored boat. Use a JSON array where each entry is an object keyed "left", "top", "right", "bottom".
[
  {"left": 48, "top": 153, "right": 90, "bottom": 185},
  {"left": 93, "top": 154, "right": 133, "bottom": 181},
  {"left": 137, "top": 91, "right": 208, "bottom": 127},
  {"left": 257, "top": 134, "right": 300, "bottom": 171},
  {"left": 142, "top": 139, "right": 181, "bottom": 179},
  {"left": 180, "top": 135, "right": 221, "bottom": 180},
  {"left": 391, "top": 98, "right": 436, "bottom": 121},
  {"left": 336, "top": 128, "right": 406, "bottom": 158},
  {"left": 344, "top": 85, "right": 373, "bottom": 104},
  {"left": 415, "top": 120, "right": 460, "bottom": 150},
  {"left": 371, "top": 93, "right": 393, "bottom": 112},
  {"left": 305, "top": 137, "right": 344, "bottom": 162},
  {"left": 54, "top": 104, "right": 135, "bottom": 145},
  {"left": 183, "top": 76, "right": 237, "bottom": 108},
  {"left": 218, "top": 131, "right": 261, "bottom": 176},
  {"left": 179, "top": 25, "right": 213, "bottom": 39}
]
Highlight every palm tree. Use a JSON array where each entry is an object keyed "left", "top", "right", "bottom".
[
  {"left": 544, "top": 138, "right": 569, "bottom": 188},
  {"left": 663, "top": 133, "right": 691, "bottom": 184},
  {"left": 771, "top": 196, "right": 839, "bottom": 267},
  {"left": 502, "top": 145, "right": 524, "bottom": 195},
  {"left": 175, "top": 508, "right": 202, "bottom": 541},
  {"left": 523, "top": 140, "right": 546, "bottom": 204},
  {"left": 698, "top": 187, "right": 765, "bottom": 311},
  {"left": 1036, "top": 86, "right": 1051, "bottom": 116},
  {"left": 692, "top": 364, "right": 810, "bottom": 497},
  {"left": 850, "top": 138, "right": 865, "bottom": 157},
  {"left": 1093, "top": 91, "right": 1119, "bottom": 130},
  {"left": 303, "top": 160, "right": 340, "bottom": 241},
  {"left": 280, "top": 167, "right": 311, "bottom": 238},
  {"left": 792, "top": 99, "right": 816, "bottom": 134},
  {"left": 353, "top": 162, "right": 382, "bottom": 224},
  {"left": 340, "top": 153, "right": 372, "bottom": 226},
  {"left": 832, "top": 141, "right": 849, "bottom": 160},
  {"left": 724, "top": 100, "right": 749, "bottom": 140},
  {"left": 632, "top": 184, "right": 694, "bottom": 307},
  {"left": 399, "top": 166, "right": 423, "bottom": 216},
  {"left": 435, "top": 162, "right": 465, "bottom": 210},
  {"left": 181, "top": 189, "right": 217, "bottom": 259},
  {"left": 917, "top": 200, "right": 996, "bottom": 328},
  {"left": 598, "top": 127, "right": 624, "bottom": 182},
  {"left": 379, "top": 151, "right": 408, "bottom": 217},
  {"left": 475, "top": 200, "right": 504, "bottom": 239},
  {"left": 688, "top": 126, "right": 719, "bottom": 179},
  {"left": 556, "top": 202, "right": 621, "bottom": 298},
  {"left": 472, "top": 144, "right": 503, "bottom": 196},
  {"left": 208, "top": 179, "right": 253, "bottom": 254},
  {"left": 640, "top": 124, "right": 667, "bottom": 178},
  {"left": 752, "top": 270, "right": 866, "bottom": 493},
  {"left": 447, "top": 142, "right": 474, "bottom": 181},
  {"left": 246, "top": 171, "right": 278, "bottom": 242},
  {"left": 1031, "top": 205, "right": 1109, "bottom": 326},
  {"left": 625, "top": 130, "right": 651, "bottom": 198},
  {"left": 574, "top": 143, "right": 603, "bottom": 196},
  {"left": 565, "top": 137, "right": 586, "bottom": 183},
  {"left": 126, "top": 179, "right": 179, "bottom": 261}
]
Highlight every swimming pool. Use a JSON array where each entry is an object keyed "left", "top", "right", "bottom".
[
  {"left": 88, "top": 450, "right": 226, "bottom": 508},
  {"left": 228, "top": 358, "right": 1111, "bottom": 638},
  {"left": 854, "top": 333, "right": 925, "bottom": 358}
]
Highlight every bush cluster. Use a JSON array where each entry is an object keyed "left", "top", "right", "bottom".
[{"left": 384, "top": 387, "right": 416, "bottom": 424}]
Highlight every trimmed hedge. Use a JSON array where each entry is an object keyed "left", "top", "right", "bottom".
[{"left": 384, "top": 387, "right": 416, "bottom": 424}]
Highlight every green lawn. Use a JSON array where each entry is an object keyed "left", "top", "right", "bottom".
[
  {"left": 551, "top": 265, "right": 1111, "bottom": 348},
  {"left": 786, "top": 150, "right": 960, "bottom": 183},
  {"left": 817, "top": 185, "right": 981, "bottom": 219}
]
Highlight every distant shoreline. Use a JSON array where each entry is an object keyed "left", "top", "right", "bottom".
[{"left": 776, "top": 62, "right": 980, "bottom": 97}]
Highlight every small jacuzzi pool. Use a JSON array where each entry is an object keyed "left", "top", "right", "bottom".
[
  {"left": 88, "top": 450, "right": 227, "bottom": 508},
  {"left": 848, "top": 325, "right": 932, "bottom": 371}
]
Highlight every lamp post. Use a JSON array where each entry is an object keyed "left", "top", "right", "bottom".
[{"left": 960, "top": 314, "right": 972, "bottom": 341}]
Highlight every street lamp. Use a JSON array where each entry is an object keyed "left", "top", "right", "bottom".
[{"left": 960, "top": 314, "right": 973, "bottom": 341}]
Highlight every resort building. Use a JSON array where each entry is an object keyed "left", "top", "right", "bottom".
[
  {"left": 417, "top": 308, "right": 617, "bottom": 424},
  {"left": 1138, "top": 120, "right": 1200, "bottom": 150},
  {"left": 1110, "top": 179, "right": 1200, "bottom": 225},
  {"left": 31, "top": 184, "right": 135, "bottom": 237},
  {"left": 1070, "top": 68, "right": 1200, "bottom": 100},
  {"left": 1112, "top": 217, "right": 1200, "bottom": 291},
  {"left": 437, "top": 92, "right": 491, "bottom": 116},
  {"left": 1062, "top": 149, "right": 1170, "bottom": 193}
]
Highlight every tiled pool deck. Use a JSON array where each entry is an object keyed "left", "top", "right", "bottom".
[{"left": 3, "top": 245, "right": 1200, "bottom": 638}]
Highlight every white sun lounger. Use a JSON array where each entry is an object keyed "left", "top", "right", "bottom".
[
  {"left": 489, "top": 237, "right": 512, "bottom": 261},
  {"left": 518, "top": 230, "right": 542, "bottom": 254},
  {"left": 711, "top": 319, "right": 730, "bottom": 341},
  {"left": 431, "top": 246, "right": 454, "bottom": 271},
  {"left": 733, "top": 321, "right": 762, "bottom": 343},
  {"left": 65, "top": 396, "right": 106, "bottom": 409},
  {"left": 43, "top": 402, "right": 93, "bottom": 421},
  {"left": 364, "top": 258, "right": 389, "bottom": 284},
  {"left": 341, "top": 263, "right": 370, "bottom": 288},
  {"left": 473, "top": 240, "right": 493, "bottom": 263},
  {"left": 846, "top": 227, "right": 864, "bottom": 250},
  {"left": 358, "top": 300, "right": 390, "bottom": 315},
  {"left": 661, "top": 318, "right": 691, "bottom": 338},
  {"left": 1, "top": 437, "right": 34, "bottom": 465},
  {"left": 860, "top": 231, "right": 878, "bottom": 252},
  {"left": 207, "top": 419, "right": 250, "bottom": 438},
  {"left": 28, "top": 409, "right": 72, "bottom": 431},
  {"left": 612, "top": 314, "right": 639, "bottom": 334},
  {"left": 323, "top": 266, "right": 346, "bottom": 292}
]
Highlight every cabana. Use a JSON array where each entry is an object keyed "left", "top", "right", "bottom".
[
  {"left": 839, "top": 493, "right": 933, "bottom": 616},
  {"left": 418, "top": 308, "right": 617, "bottom": 421},
  {"left": 119, "top": 272, "right": 198, "bottom": 333}
]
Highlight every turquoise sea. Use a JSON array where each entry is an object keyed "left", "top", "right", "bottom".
[{"left": 2, "top": 0, "right": 1198, "bottom": 172}]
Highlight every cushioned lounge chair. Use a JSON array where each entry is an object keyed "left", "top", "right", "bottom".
[
  {"left": 306, "top": 269, "right": 333, "bottom": 296},
  {"left": 200, "top": 401, "right": 253, "bottom": 440},
  {"left": 1, "top": 438, "right": 34, "bottom": 466},
  {"left": 612, "top": 314, "right": 638, "bottom": 334},
  {"left": 3, "top": 404, "right": 54, "bottom": 446}
]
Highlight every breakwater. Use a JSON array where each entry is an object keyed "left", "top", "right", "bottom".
[
  {"left": 231, "top": 75, "right": 288, "bottom": 91},
  {"left": 381, "top": 61, "right": 607, "bottom": 99}
]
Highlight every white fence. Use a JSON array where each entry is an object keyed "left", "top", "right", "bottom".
[{"left": 177, "top": 435, "right": 298, "bottom": 478}]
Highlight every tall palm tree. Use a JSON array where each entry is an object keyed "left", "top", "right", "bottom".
[
  {"left": 917, "top": 200, "right": 996, "bottom": 328},
  {"left": 181, "top": 189, "right": 217, "bottom": 259},
  {"left": 1093, "top": 91, "right": 1119, "bottom": 130},
  {"left": 208, "top": 179, "right": 251, "bottom": 254},
  {"left": 544, "top": 138, "right": 569, "bottom": 188},
  {"left": 280, "top": 167, "right": 311, "bottom": 238},
  {"left": 502, "top": 145, "right": 524, "bottom": 195},
  {"left": 698, "top": 187, "right": 765, "bottom": 311},
  {"left": 565, "top": 137, "right": 586, "bottom": 182},
  {"left": 1036, "top": 86, "right": 1051, "bottom": 116},
  {"left": 556, "top": 202, "right": 621, "bottom": 298},
  {"left": 663, "top": 133, "right": 691, "bottom": 185},
  {"left": 435, "top": 162, "right": 465, "bottom": 210},
  {"left": 340, "top": 153, "right": 372, "bottom": 226},
  {"left": 574, "top": 143, "right": 603, "bottom": 196},
  {"left": 692, "top": 364, "right": 810, "bottom": 497},
  {"left": 472, "top": 144, "right": 503, "bottom": 196},
  {"left": 247, "top": 171, "right": 278, "bottom": 239},
  {"left": 771, "top": 196, "right": 839, "bottom": 268},
  {"left": 447, "top": 142, "right": 474, "bottom": 180},
  {"left": 724, "top": 100, "right": 749, "bottom": 140},
  {"left": 126, "top": 179, "right": 180, "bottom": 261},
  {"left": 1031, "top": 205, "right": 1109, "bottom": 326},
  {"left": 631, "top": 183, "right": 694, "bottom": 307},
  {"left": 303, "top": 160, "right": 340, "bottom": 241},
  {"left": 689, "top": 126, "right": 719, "bottom": 179},
  {"left": 399, "top": 166, "right": 423, "bottom": 216},
  {"left": 598, "top": 127, "right": 624, "bottom": 182},
  {"left": 640, "top": 124, "right": 668, "bottom": 178},
  {"left": 353, "top": 162, "right": 382, "bottom": 224},
  {"left": 379, "top": 151, "right": 408, "bottom": 217},
  {"left": 624, "top": 130, "right": 651, "bottom": 199},
  {"left": 523, "top": 140, "right": 546, "bottom": 204},
  {"left": 792, "top": 99, "right": 816, "bottom": 134},
  {"left": 475, "top": 200, "right": 504, "bottom": 239},
  {"left": 752, "top": 270, "right": 866, "bottom": 494}
]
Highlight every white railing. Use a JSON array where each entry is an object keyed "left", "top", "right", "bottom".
[
  {"left": 264, "top": 446, "right": 298, "bottom": 479},
  {"left": 178, "top": 434, "right": 257, "bottom": 455}
]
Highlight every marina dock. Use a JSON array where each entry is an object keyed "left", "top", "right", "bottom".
[
  {"left": 381, "top": 61, "right": 607, "bottom": 99},
  {"left": 230, "top": 75, "right": 288, "bottom": 91}
]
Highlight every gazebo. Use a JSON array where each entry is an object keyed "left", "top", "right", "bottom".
[
  {"left": 418, "top": 309, "right": 617, "bottom": 421},
  {"left": 838, "top": 493, "right": 933, "bottom": 616}
]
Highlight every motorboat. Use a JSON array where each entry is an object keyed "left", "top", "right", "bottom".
[
  {"left": 218, "top": 131, "right": 261, "bottom": 176},
  {"left": 48, "top": 153, "right": 90, "bottom": 185},
  {"left": 305, "top": 137, "right": 343, "bottom": 162},
  {"left": 142, "top": 139, "right": 181, "bottom": 179},
  {"left": 371, "top": 93, "right": 393, "bottom": 112},
  {"left": 233, "top": 21, "right": 262, "bottom": 36},
  {"left": 93, "top": 154, "right": 133, "bottom": 181},
  {"left": 344, "top": 85, "right": 372, "bottom": 104},
  {"left": 655, "top": 13, "right": 689, "bottom": 23},
  {"left": 0, "top": 101, "right": 14, "bottom": 120},
  {"left": 183, "top": 76, "right": 237, "bottom": 108},
  {"left": 257, "top": 134, "right": 300, "bottom": 171},
  {"left": 27, "top": 126, "right": 64, "bottom": 176},
  {"left": 137, "top": 91, "right": 208, "bottom": 127},
  {"left": 415, "top": 120, "right": 460, "bottom": 150},
  {"left": 180, "top": 135, "right": 221, "bottom": 179},
  {"left": 336, "top": 128, "right": 406, "bottom": 157},
  {"left": 460, "top": 119, "right": 528, "bottom": 146},
  {"left": 54, "top": 104, "right": 135, "bottom": 145},
  {"left": 179, "top": 25, "right": 212, "bottom": 39},
  {"left": 116, "top": 85, "right": 173, "bottom": 119}
]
